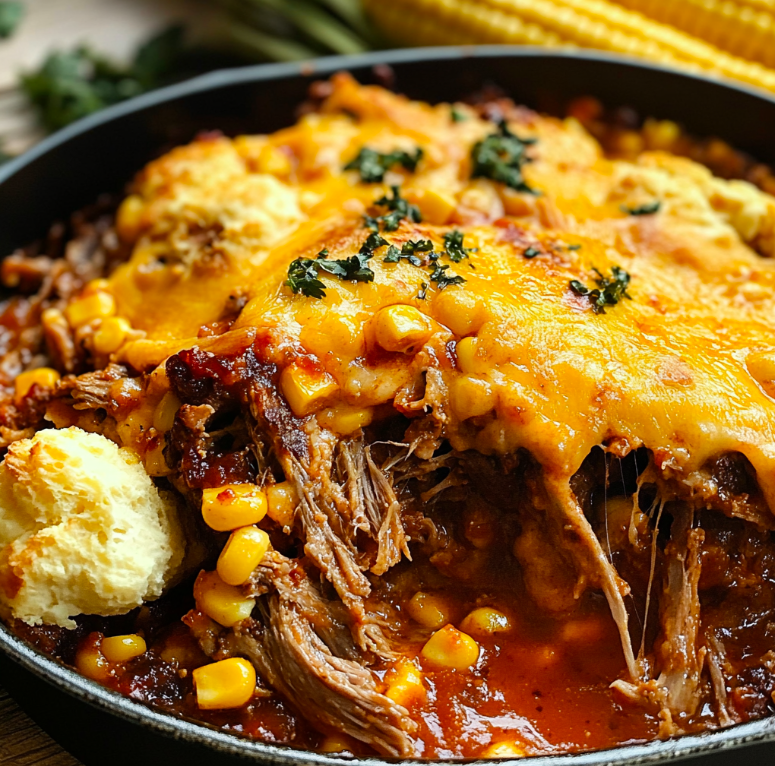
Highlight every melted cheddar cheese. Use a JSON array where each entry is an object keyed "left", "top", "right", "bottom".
[{"left": 106, "top": 73, "right": 775, "bottom": 520}]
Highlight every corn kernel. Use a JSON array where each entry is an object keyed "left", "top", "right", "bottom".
[
  {"left": 14, "top": 367, "right": 60, "bottom": 404},
  {"left": 407, "top": 591, "right": 452, "bottom": 629},
  {"left": 747, "top": 350, "right": 775, "bottom": 389},
  {"left": 421, "top": 624, "right": 480, "bottom": 671},
  {"left": 82, "top": 278, "right": 111, "bottom": 296},
  {"left": 319, "top": 735, "right": 356, "bottom": 753},
  {"left": 193, "top": 570, "right": 256, "bottom": 627},
  {"left": 144, "top": 441, "right": 172, "bottom": 477},
  {"left": 455, "top": 336, "right": 484, "bottom": 375},
  {"left": 374, "top": 305, "right": 432, "bottom": 354},
  {"left": 266, "top": 481, "right": 297, "bottom": 528},
  {"left": 217, "top": 526, "right": 271, "bottom": 586},
  {"left": 116, "top": 194, "right": 146, "bottom": 242},
  {"left": 65, "top": 291, "right": 116, "bottom": 327},
  {"left": 385, "top": 659, "right": 427, "bottom": 707},
  {"left": 101, "top": 634, "right": 147, "bottom": 663},
  {"left": 93, "top": 316, "right": 131, "bottom": 355},
  {"left": 280, "top": 363, "right": 339, "bottom": 417},
  {"left": 419, "top": 188, "right": 456, "bottom": 224},
  {"left": 450, "top": 375, "right": 496, "bottom": 420},
  {"left": 433, "top": 290, "right": 485, "bottom": 336},
  {"left": 202, "top": 484, "right": 268, "bottom": 531},
  {"left": 317, "top": 404, "right": 373, "bottom": 435},
  {"left": 482, "top": 741, "right": 526, "bottom": 758},
  {"left": 153, "top": 391, "right": 182, "bottom": 433},
  {"left": 193, "top": 657, "right": 256, "bottom": 710},
  {"left": 75, "top": 639, "right": 111, "bottom": 682},
  {"left": 460, "top": 607, "right": 512, "bottom": 637}
]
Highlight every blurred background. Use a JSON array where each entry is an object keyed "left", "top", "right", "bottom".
[{"left": 1, "top": 0, "right": 775, "bottom": 161}]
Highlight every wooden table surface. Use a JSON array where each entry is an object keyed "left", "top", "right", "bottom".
[{"left": 0, "top": 685, "right": 80, "bottom": 765}]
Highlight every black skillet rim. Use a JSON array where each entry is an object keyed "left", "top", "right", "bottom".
[{"left": 2, "top": 45, "right": 775, "bottom": 765}]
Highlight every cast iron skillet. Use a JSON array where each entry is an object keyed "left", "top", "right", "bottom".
[{"left": 2, "top": 46, "right": 775, "bottom": 766}]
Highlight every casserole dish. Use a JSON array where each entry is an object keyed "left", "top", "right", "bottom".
[{"left": 2, "top": 46, "right": 775, "bottom": 766}]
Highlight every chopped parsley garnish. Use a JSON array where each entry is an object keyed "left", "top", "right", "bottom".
[
  {"left": 344, "top": 147, "right": 423, "bottom": 183},
  {"left": 285, "top": 232, "right": 388, "bottom": 298},
  {"left": 401, "top": 239, "right": 434, "bottom": 254},
  {"left": 621, "top": 200, "right": 661, "bottom": 216},
  {"left": 567, "top": 244, "right": 582, "bottom": 251},
  {"left": 430, "top": 263, "right": 466, "bottom": 290},
  {"left": 365, "top": 185, "right": 422, "bottom": 232},
  {"left": 450, "top": 105, "right": 467, "bottom": 123},
  {"left": 443, "top": 230, "right": 475, "bottom": 263},
  {"left": 569, "top": 266, "right": 632, "bottom": 314},
  {"left": 384, "top": 239, "right": 432, "bottom": 266},
  {"left": 471, "top": 119, "right": 537, "bottom": 194},
  {"left": 524, "top": 246, "right": 541, "bottom": 258}
]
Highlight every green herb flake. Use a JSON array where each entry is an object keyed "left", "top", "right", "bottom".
[
  {"left": 471, "top": 119, "right": 538, "bottom": 194},
  {"left": 0, "top": 1, "right": 23, "bottom": 39},
  {"left": 429, "top": 263, "right": 465, "bottom": 291},
  {"left": 523, "top": 246, "right": 541, "bottom": 259},
  {"left": 450, "top": 105, "right": 467, "bottom": 123},
  {"left": 567, "top": 244, "right": 582, "bottom": 251},
  {"left": 344, "top": 146, "right": 423, "bottom": 183},
  {"left": 621, "top": 200, "right": 661, "bottom": 216},
  {"left": 569, "top": 265, "right": 632, "bottom": 314},
  {"left": 366, "top": 185, "right": 422, "bottom": 232},
  {"left": 285, "top": 258, "right": 328, "bottom": 299},
  {"left": 443, "top": 230, "right": 475, "bottom": 263}
]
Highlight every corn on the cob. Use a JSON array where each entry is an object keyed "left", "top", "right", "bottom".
[
  {"left": 362, "top": 0, "right": 775, "bottom": 96},
  {"left": 610, "top": 0, "right": 775, "bottom": 69}
]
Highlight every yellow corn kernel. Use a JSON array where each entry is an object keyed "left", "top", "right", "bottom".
[
  {"left": 116, "top": 194, "right": 146, "bottom": 241},
  {"left": 482, "top": 741, "right": 526, "bottom": 758},
  {"left": 460, "top": 607, "right": 513, "bottom": 637},
  {"left": 201, "top": 484, "right": 268, "bottom": 531},
  {"left": 317, "top": 404, "right": 374, "bottom": 435},
  {"left": 193, "top": 570, "right": 256, "bottom": 627},
  {"left": 450, "top": 375, "right": 496, "bottom": 420},
  {"left": 75, "top": 641, "right": 111, "bottom": 682},
  {"left": 319, "top": 735, "right": 357, "bottom": 753},
  {"left": 433, "top": 289, "right": 485, "bottom": 336},
  {"left": 421, "top": 624, "right": 480, "bottom": 671},
  {"left": 301, "top": 312, "right": 365, "bottom": 360},
  {"left": 82, "top": 278, "right": 111, "bottom": 296},
  {"left": 217, "top": 526, "right": 271, "bottom": 586},
  {"left": 153, "top": 391, "right": 182, "bottom": 433},
  {"left": 193, "top": 657, "right": 256, "bottom": 710},
  {"left": 385, "top": 659, "right": 427, "bottom": 707},
  {"left": 93, "top": 316, "right": 131, "bottom": 355},
  {"left": 455, "top": 336, "right": 483, "bottom": 375},
  {"left": 642, "top": 118, "right": 680, "bottom": 151},
  {"left": 407, "top": 591, "right": 452, "bottom": 629},
  {"left": 419, "top": 188, "right": 456, "bottom": 224},
  {"left": 101, "top": 634, "right": 147, "bottom": 663},
  {"left": 266, "top": 481, "right": 297, "bottom": 528},
  {"left": 280, "top": 363, "right": 339, "bottom": 417},
  {"left": 374, "top": 305, "right": 432, "bottom": 354},
  {"left": 14, "top": 367, "right": 60, "bottom": 404},
  {"left": 144, "top": 441, "right": 172, "bottom": 477},
  {"left": 65, "top": 291, "right": 116, "bottom": 328}
]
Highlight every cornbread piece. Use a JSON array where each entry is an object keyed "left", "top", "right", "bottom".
[{"left": 0, "top": 427, "right": 184, "bottom": 628}]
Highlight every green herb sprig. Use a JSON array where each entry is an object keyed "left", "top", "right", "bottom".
[
  {"left": 443, "top": 230, "right": 475, "bottom": 262},
  {"left": 285, "top": 234, "right": 389, "bottom": 298},
  {"left": 621, "top": 201, "right": 661, "bottom": 216},
  {"left": 471, "top": 119, "right": 537, "bottom": 194},
  {"left": 344, "top": 147, "right": 423, "bottom": 183},
  {"left": 569, "top": 266, "right": 632, "bottom": 314},
  {"left": 365, "top": 185, "right": 422, "bottom": 232}
]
